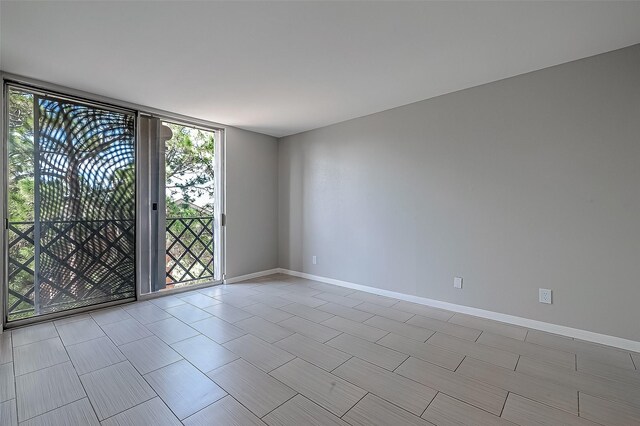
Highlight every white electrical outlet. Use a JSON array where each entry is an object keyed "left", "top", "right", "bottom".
[
  {"left": 312, "top": 256, "right": 317, "bottom": 265},
  {"left": 454, "top": 277, "right": 463, "bottom": 289},
  {"left": 539, "top": 288, "right": 552, "bottom": 304}
]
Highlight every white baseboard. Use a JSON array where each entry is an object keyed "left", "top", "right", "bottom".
[
  {"left": 224, "top": 268, "right": 281, "bottom": 284},
  {"left": 275, "top": 268, "right": 640, "bottom": 352}
]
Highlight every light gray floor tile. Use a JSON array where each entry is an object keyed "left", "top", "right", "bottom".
[
  {"left": 321, "top": 316, "right": 388, "bottom": 342},
  {"left": 577, "top": 356, "right": 640, "bottom": 388},
  {"left": 66, "top": 336, "right": 126, "bottom": 375},
  {"left": 314, "top": 292, "right": 361, "bottom": 307},
  {"left": 119, "top": 335, "right": 182, "bottom": 374},
  {"left": 21, "top": 398, "right": 99, "bottom": 426},
  {"left": 197, "top": 286, "right": 229, "bottom": 298},
  {"left": 224, "top": 334, "right": 294, "bottom": 372},
  {"left": 579, "top": 392, "right": 640, "bottom": 425},
  {"left": 0, "top": 333, "right": 12, "bottom": 365},
  {"left": 279, "top": 292, "right": 326, "bottom": 308},
  {"left": 278, "top": 316, "right": 341, "bottom": 343},
  {"left": 0, "top": 363, "right": 15, "bottom": 402},
  {"left": 145, "top": 317, "right": 199, "bottom": 344},
  {"left": 56, "top": 318, "right": 105, "bottom": 346},
  {"left": 317, "top": 302, "right": 375, "bottom": 322},
  {"left": 0, "top": 399, "right": 17, "bottom": 426},
  {"left": 184, "top": 395, "right": 266, "bottom": 426},
  {"left": 172, "top": 334, "right": 238, "bottom": 373},
  {"left": 16, "top": 362, "right": 85, "bottom": 421},
  {"left": 208, "top": 359, "right": 296, "bottom": 417},
  {"left": 149, "top": 295, "right": 187, "bottom": 309},
  {"left": 12, "top": 322, "right": 58, "bottom": 347},
  {"left": 213, "top": 293, "right": 258, "bottom": 308},
  {"left": 307, "top": 282, "right": 356, "bottom": 297},
  {"left": 333, "top": 357, "right": 436, "bottom": 416},
  {"left": 270, "top": 358, "right": 366, "bottom": 416},
  {"left": 242, "top": 302, "right": 294, "bottom": 323},
  {"left": 378, "top": 333, "right": 464, "bottom": 371},
  {"left": 326, "top": 333, "right": 407, "bottom": 370},
  {"left": 180, "top": 292, "right": 220, "bottom": 309},
  {"left": 407, "top": 314, "right": 481, "bottom": 341},
  {"left": 90, "top": 307, "right": 133, "bottom": 326},
  {"left": 478, "top": 331, "right": 576, "bottom": 368},
  {"left": 274, "top": 333, "right": 351, "bottom": 371},
  {"left": 246, "top": 293, "right": 292, "bottom": 309},
  {"left": 278, "top": 303, "right": 333, "bottom": 322},
  {"left": 346, "top": 291, "right": 399, "bottom": 307},
  {"left": 235, "top": 316, "right": 293, "bottom": 343},
  {"left": 423, "top": 393, "right": 516, "bottom": 426},
  {"left": 427, "top": 332, "right": 519, "bottom": 369},
  {"left": 145, "top": 359, "right": 226, "bottom": 420},
  {"left": 101, "top": 319, "right": 152, "bottom": 346},
  {"left": 396, "top": 357, "right": 508, "bottom": 415},
  {"left": 393, "top": 301, "right": 454, "bottom": 321},
  {"left": 264, "top": 394, "right": 348, "bottom": 426},
  {"left": 13, "top": 337, "right": 69, "bottom": 376},
  {"left": 190, "top": 316, "right": 246, "bottom": 344},
  {"left": 449, "top": 313, "right": 527, "bottom": 340},
  {"left": 101, "top": 397, "right": 181, "bottom": 426},
  {"left": 456, "top": 357, "right": 577, "bottom": 414},
  {"left": 125, "top": 304, "right": 172, "bottom": 325},
  {"left": 632, "top": 352, "right": 640, "bottom": 369},
  {"left": 203, "top": 303, "right": 253, "bottom": 323},
  {"left": 364, "top": 316, "right": 434, "bottom": 341},
  {"left": 80, "top": 361, "right": 155, "bottom": 421},
  {"left": 502, "top": 393, "right": 597, "bottom": 426},
  {"left": 344, "top": 393, "right": 432, "bottom": 426},
  {"left": 354, "top": 302, "right": 414, "bottom": 322},
  {"left": 53, "top": 313, "right": 92, "bottom": 327},
  {"left": 165, "top": 304, "right": 212, "bottom": 324}
]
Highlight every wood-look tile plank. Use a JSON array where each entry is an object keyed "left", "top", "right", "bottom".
[
  {"left": 119, "top": 335, "right": 182, "bottom": 375},
  {"left": 264, "top": 394, "right": 349, "bottom": 426},
  {"left": 184, "top": 395, "right": 265, "bottom": 426},
  {"left": 21, "top": 398, "right": 99, "bottom": 426},
  {"left": 0, "top": 363, "right": 15, "bottom": 403},
  {"left": 427, "top": 332, "right": 519, "bottom": 369},
  {"left": 208, "top": 359, "right": 296, "bottom": 417},
  {"left": 580, "top": 392, "right": 640, "bottom": 425},
  {"left": 278, "top": 303, "right": 334, "bottom": 322},
  {"left": 145, "top": 359, "right": 226, "bottom": 420},
  {"left": 145, "top": 317, "right": 199, "bottom": 345},
  {"left": 124, "top": 304, "right": 172, "bottom": 325},
  {"left": 279, "top": 292, "right": 326, "bottom": 308},
  {"left": 364, "top": 316, "right": 434, "bottom": 341},
  {"left": 13, "top": 337, "right": 69, "bottom": 376},
  {"left": 66, "top": 336, "right": 126, "bottom": 375},
  {"left": 12, "top": 322, "right": 58, "bottom": 347},
  {"left": 203, "top": 303, "right": 253, "bottom": 323},
  {"left": 214, "top": 293, "right": 260, "bottom": 308},
  {"left": 190, "top": 316, "right": 246, "bottom": 344},
  {"left": 448, "top": 313, "right": 527, "bottom": 340},
  {"left": 242, "top": 302, "right": 294, "bottom": 323},
  {"left": 224, "top": 334, "right": 294, "bottom": 372},
  {"left": 423, "top": 393, "right": 515, "bottom": 426},
  {"left": 16, "top": 362, "right": 86, "bottom": 421},
  {"left": 502, "top": 393, "right": 598, "bottom": 426},
  {"left": 235, "top": 316, "right": 293, "bottom": 343},
  {"left": 80, "top": 361, "right": 155, "bottom": 421},
  {"left": 326, "top": 333, "right": 407, "bottom": 370},
  {"left": 270, "top": 358, "right": 366, "bottom": 417},
  {"left": 180, "top": 292, "right": 219, "bottom": 309},
  {"left": 456, "top": 357, "right": 578, "bottom": 414},
  {"left": 317, "top": 302, "right": 374, "bottom": 322},
  {"left": 246, "top": 294, "right": 293, "bottom": 309},
  {"left": 171, "top": 334, "right": 238, "bottom": 373},
  {"left": 344, "top": 393, "right": 432, "bottom": 426},
  {"left": 407, "top": 315, "right": 481, "bottom": 341},
  {"left": 308, "top": 283, "right": 356, "bottom": 297},
  {"left": 377, "top": 333, "right": 464, "bottom": 371},
  {"left": 396, "top": 357, "right": 507, "bottom": 415},
  {"left": 278, "top": 316, "right": 341, "bottom": 343},
  {"left": 321, "top": 316, "right": 388, "bottom": 342},
  {"left": 346, "top": 291, "right": 399, "bottom": 307},
  {"left": 478, "top": 331, "right": 576, "bottom": 369},
  {"left": 315, "top": 292, "right": 361, "bottom": 307},
  {"left": 56, "top": 318, "right": 105, "bottom": 346},
  {"left": 274, "top": 333, "right": 351, "bottom": 372},
  {"left": 0, "top": 333, "right": 12, "bottom": 365},
  {"left": 393, "top": 301, "right": 454, "bottom": 322},
  {"left": 149, "top": 295, "right": 187, "bottom": 309},
  {"left": 517, "top": 356, "right": 640, "bottom": 410},
  {"left": 102, "top": 397, "right": 181, "bottom": 426},
  {"left": 577, "top": 357, "right": 640, "bottom": 388},
  {"left": 632, "top": 352, "right": 639, "bottom": 369},
  {"left": 101, "top": 319, "right": 152, "bottom": 346},
  {"left": 91, "top": 307, "right": 133, "bottom": 326},
  {"left": 165, "top": 304, "right": 212, "bottom": 323},
  {"left": 354, "top": 302, "right": 414, "bottom": 322},
  {"left": 333, "top": 357, "right": 437, "bottom": 416},
  {"left": 0, "top": 400, "right": 17, "bottom": 426}
]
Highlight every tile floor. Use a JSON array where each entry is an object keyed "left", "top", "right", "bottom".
[{"left": 0, "top": 273, "right": 638, "bottom": 425}]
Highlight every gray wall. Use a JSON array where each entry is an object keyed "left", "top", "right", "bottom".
[
  {"left": 278, "top": 44, "right": 640, "bottom": 341},
  {"left": 226, "top": 127, "right": 279, "bottom": 278}
]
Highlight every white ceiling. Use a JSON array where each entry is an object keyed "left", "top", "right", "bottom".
[{"left": 2, "top": 1, "right": 640, "bottom": 138}]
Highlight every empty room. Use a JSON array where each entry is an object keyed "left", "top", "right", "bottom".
[{"left": 0, "top": 1, "right": 639, "bottom": 425}]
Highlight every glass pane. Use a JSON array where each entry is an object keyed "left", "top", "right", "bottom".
[{"left": 6, "top": 87, "right": 136, "bottom": 321}]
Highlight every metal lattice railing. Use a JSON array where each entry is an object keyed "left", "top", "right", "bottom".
[{"left": 165, "top": 216, "right": 215, "bottom": 285}]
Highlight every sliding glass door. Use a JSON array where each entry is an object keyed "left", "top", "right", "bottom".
[{"left": 5, "top": 85, "right": 137, "bottom": 322}]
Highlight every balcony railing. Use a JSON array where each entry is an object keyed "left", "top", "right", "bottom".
[{"left": 165, "top": 216, "right": 215, "bottom": 286}]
